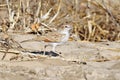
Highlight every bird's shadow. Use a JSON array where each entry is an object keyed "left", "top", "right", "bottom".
[{"left": 30, "top": 51, "right": 59, "bottom": 57}]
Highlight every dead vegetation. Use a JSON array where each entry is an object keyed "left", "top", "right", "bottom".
[{"left": 0, "top": 0, "right": 120, "bottom": 41}]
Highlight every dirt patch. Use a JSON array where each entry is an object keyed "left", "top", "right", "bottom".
[{"left": 0, "top": 33, "right": 120, "bottom": 80}]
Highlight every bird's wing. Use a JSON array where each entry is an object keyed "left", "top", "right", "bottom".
[
  {"left": 44, "top": 31, "right": 65, "bottom": 42},
  {"left": 22, "top": 31, "right": 65, "bottom": 43}
]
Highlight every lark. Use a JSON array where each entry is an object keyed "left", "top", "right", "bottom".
[{"left": 22, "top": 25, "right": 72, "bottom": 52}]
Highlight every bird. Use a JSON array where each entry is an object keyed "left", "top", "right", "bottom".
[
  {"left": 21, "top": 25, "right": 72, "bottom": 52},
  {"left": 44, "top": 25, "right": 72, "bottom": 52}
]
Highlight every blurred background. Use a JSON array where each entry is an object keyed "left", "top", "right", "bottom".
[{"left": 0, "top": 0, "right": 120, "bottom": 41}]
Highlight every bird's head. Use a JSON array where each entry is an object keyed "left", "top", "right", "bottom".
[{"left": 63, "top": 25, "right": 72, "bottom": 31}]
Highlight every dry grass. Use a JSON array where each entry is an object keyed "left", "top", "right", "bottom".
[{"left": 0, "top": 0, "right": 120, "bottom": 41}]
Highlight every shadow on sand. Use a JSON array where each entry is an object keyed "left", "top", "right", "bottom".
[{"left": 30, "top": 51, "right": 59, "bottom": 57}]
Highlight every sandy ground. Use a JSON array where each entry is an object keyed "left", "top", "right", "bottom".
[{"left": 0, "top": 33, "right": 120, "bottom": 80}]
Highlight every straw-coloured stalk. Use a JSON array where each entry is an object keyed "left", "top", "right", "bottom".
[
  {"left": 0, "top": 0, "right": 120, "bottom": 41},
  {"left": 49, "top": 0, "right": 62, "bottom": 24}
]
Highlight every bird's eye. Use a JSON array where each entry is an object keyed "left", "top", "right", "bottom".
[{"left": 65, "top": 25, "right": 68, "bottom": 28}]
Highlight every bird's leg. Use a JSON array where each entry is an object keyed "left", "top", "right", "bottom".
[
  {"left": 44, "top": 45, "right": 48, "bottom": 55},
  {"left": 52, "top": 44, "right": 57, "bottom": 52}
]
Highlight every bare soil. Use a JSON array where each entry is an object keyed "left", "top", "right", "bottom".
[{"left": 0, "top": 33, "right": 120, "bottom": 80}]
